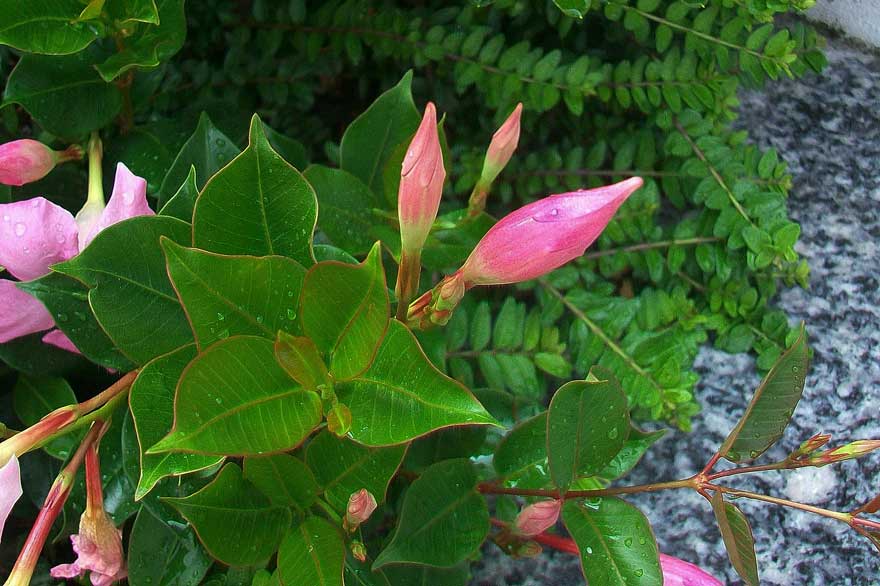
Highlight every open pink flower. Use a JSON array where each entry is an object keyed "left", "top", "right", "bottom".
[
  {"left": 659, "top": 553, "right": 723, "bottom": 586},
  {"left": 0, "top": 455, "right": 22, "bottom": 543},
  {"left": 0, "top": 163, "right": 152, "bottom": 350}
]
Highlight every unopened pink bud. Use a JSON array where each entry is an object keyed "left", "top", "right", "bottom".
[
  {"left": 481, "top": 103, "right": 522, "bottom": 185},
  {"left": 344, "top": 488, "right": 377, "bottom": 531},
  {"left": 398, "top": 102, "right": 445, "bottom": 254},
  {"left": 0, "top": 140, "right": 80, "bottom": 186},
  {"left": 514, "top": 499, "right": 561, "bottom": 537},
  {"left": 460, "top": 178, "right": 643, "bottom": 285}
]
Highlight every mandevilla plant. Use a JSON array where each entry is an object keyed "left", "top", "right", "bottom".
[{"left": 0, "top": 1, "right": 875, "bottom": 586}]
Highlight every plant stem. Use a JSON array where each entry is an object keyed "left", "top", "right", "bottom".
[
  {"left": 477, "top": 477, "right": 696, "bottom": 499},
  {"left": 582, "top": 237, "right": 721, "bottom": 260},
  {"left": 705, "top": 484, "right": 855, "bottom": 524}
]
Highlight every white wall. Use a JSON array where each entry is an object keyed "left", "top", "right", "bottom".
[{"left": 808, "top": 0, "right": 880, "bottom": 47}]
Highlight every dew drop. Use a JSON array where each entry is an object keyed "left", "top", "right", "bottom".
[
  {"left": 216, "top": 312, "right": 225, "bottom": 321},
  {"left": 256, "top": 315, "right": 264, "bottom": 324},
  {"left": 14, "top": 222, "right": 26, "bottom": 237},
  {"left": 624, "top": 537, "right": 633, "bottom": 548},
  {"left": 287, "top": 309, "right": 296, "bottom": 320},
  {"left": 638, "top": 536, "right": 646, "bottom": 545},
  {"left": 550, "top": 208, "right": 559, "bottom": 216},
  {"left": 2, "top": 214, "right": 9, "bottom": 222},
  {"left": 585, "top": 547, "right": 593, "bottom": 555},
  {"left": 608, "top": 427, "right": 619, "bottom": 440},
  {"left": 634, "top": 569, "right": 644, "bottom": 577}
]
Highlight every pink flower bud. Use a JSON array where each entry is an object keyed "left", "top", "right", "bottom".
[
  {"left": 790, "top": 433, "right": 832, "bottom": 459},
  {"left": 809, "top": 440, "right": 880, "bottom": 465},
  {"left": 460, "top": 177, "right": 643, "bottom": 285},
  {"left": 481, "top": 103, "right": 522, "bottom": 185},
  {"left": 351, "top": 540, "right": 367, "bottom": 562},
  {"left": 398, "top": 102, "right": 445, "bottom": 254},
  {"left": 344, "top": 488, "right": 377, "bottom": 531},
  {"left": 659, "top": 553, "right": 723, "bottom": 586},
  {"left": 0, "top": 140, "right": 81, "bottom": 186},
  {"left": 514, "top": 499, "right": 561, "bottom": 537}
]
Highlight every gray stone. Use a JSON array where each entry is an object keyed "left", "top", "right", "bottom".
[{"left": 471, "top": 28, "right": 880, "bottom": 586}]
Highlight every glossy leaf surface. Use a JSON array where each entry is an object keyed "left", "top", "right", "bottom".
[{"left": 276, "top": 517, "right": 344, "bottom": 586}]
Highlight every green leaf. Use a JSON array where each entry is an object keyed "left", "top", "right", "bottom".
[
  {"left": 598, "top": 427, "right": 667, "bottom": 480},
  {"left": 149, "top": 336, "right": 321, "bottom": 456},
  {"left": 276, "top": 517, "right": 344, "bottom": 586},
  {"left": 159, "top": 166, "right": 198, "bottom": 222},
  {"left": 336, "top": 320, "right": 499, "bottom": 446},
  {"left": 162, "top": 240, "right": 306, "bottom": 350},
  {"left": 304, "top": 165, "right": 377, "bottom": 255},
  {"left": 0, "top": 0, "right": 99, "bottom": 54},
  {"left": 711, "top": 492, "right": 759, "bottom": 586},
  {"left": 562, "top": 498, "right": 662, "bottom": 586},
  {"left": 373, "top": 459, "right": 488, "bottom": 568},
  {"left": 193, "top": 115, "right": 317, "bottom": 265},
  {"left": 3, "top": 51, "right": 121, "bottom": 137},
  {"left": 95, "top": 0, "right": 186, "bottom": 82},
  {"left": 380, "top": 565, "right": 469, "bottom": 586},
  {"left": 129, "top": 345, "right": 224, "bottom": 500},
  {"left": 260, "top": 121, "right": 309, "bottom": 170},
  {"left": 274, "top": 333, "right": 331, "bottom": 392},
  {"left": 547, "top": 368, "right": 630, "bottom": 492},
  {"left": 300, "top": 242, "right": 388, "bottom": 380},
  {"left": 13, "top": 375, "right": 80, "bottom": 460},
  {"left": 127, "top": 506, "right": 213, "bottom": 586},
  {"left": 55, "top": 216, "right": 194, "bottom": 365},
  {"left": 552, "top": 0, "right": 589, "bottom": 18},
  {"left": 243, "top": 454, "right": 318, "bottom": 512},
  {"left": 163, "top": 463, "right": 291, "bottom": 566},
  {"left": 304, "top": 430, "right": 406, "bottom": 511},
  {"left": 158, "top": 113, "right": 239, "bottom": 207},
  {"left": 493, "top": 412, "right": 547, "bottom": 480},
  {"left": 340, "top": 71, "right": 420, "bottom": 199},
  {"left": 16, "top": 273, "right": 134, "bottom": 371},
  {"left": 720, "top": 324, "right": 808, "bottom": 462}
]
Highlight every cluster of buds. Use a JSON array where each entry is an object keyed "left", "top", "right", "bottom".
[
  {"left": 788, "top": 433, "right": 880, "bottom": 466},
  {"left": 393, "top": 102, "right": 643, "bottom": 328},
  {"left": 0, "top": 139, "right": 82, "bottom": 186}
]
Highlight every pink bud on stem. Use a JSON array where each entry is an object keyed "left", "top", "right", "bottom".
[
  {"left": 408, "top": 177, "right": 643, "bottom": 328},
  {"left": 395, "top": 103, "right": 445, "bottom": 319},
  {"left": 0, "top": 139, "right": 83, "bottom": 186},
  {"left": 344, "top": 489, "right": 378, "bottom": 532},
  {"left": 468, "top": 103, "right": 523, "bottom": 217},
  {"left": 514, "top": 499, "right": 561, "bottom": 537},
  {"left": 3, "top": 421, "right": 104, "bottom": 586}
]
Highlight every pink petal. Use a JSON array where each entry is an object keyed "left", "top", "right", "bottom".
[
  {"left": 0, "top": 279, "right": 55, "bottom": 343},
  {"left": 79, "top": 163, "right": 152, "bottom": 250},
  {"left": 42, "top": 329, "right": 80, "bottom": 354},
  {"left": 660, "top": 553, "right": 723, "bottom": 586},
  {"left": 50, "top": 561, "right": 84, "bottom": 580},
  {"left": 0, "top": 455, "right": 23, "bottom": 543},
  {"left": 0, "top": 198, "right": 79, "bottom": 280}
]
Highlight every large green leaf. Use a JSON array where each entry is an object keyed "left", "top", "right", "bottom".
[
  {"left": 339, "top": 71, "right": 420, "bottom": 200},
  {"left": 17, "top": 272, "right": 134, "bottom": 371},
  {"left": 562, "top": 498, "right": 662, "bottom": 586},
  {"left": 300, "top": 242, "right": 388, "bottom": 380},
  {"left": 304, "top": 165, "right": 377, "bottom": 255},
  {"left": 380, "top": 565, "right": 470, "bottom": 586},
  {"left": 243, "top": 454, "right": 318, "bottom": 512},
  {"left": 598, "top": 427, "right": 666, "bottom": 481},
  {"left": 547, "top": 368, "right": 630, "bottom": 492},
  {"left": 336, "top": 320, "right": 499, "bottom": 446},
  {"left": 13, "top": 375, "right": 80, "bottom": 460},
  {"left": 304, "top": 431, "right": 405, "bottom": 511},
  {"left": 373, "top": 459, "right": 488, "bottom": 568},
  {"left": 0, "top": 0, "right": 98, "bottom": 54},
  {"left": 163, "top": 463, "right": 291, "bottom": 566},
  {"left": 711, "top": 492, "right": 759, "bottom": 586},
  {"left": 720, "top": 324, "right": 808, "bottom": 462},
  {"left": 276, "top": 517, "right": 344, "bottom": 586},
  {"left": 95, "top": 0, "right": 186, "bottom": 82},
  {"left": 159, "top": 166, "right": 198, "bottom": 222},
  {"left": 55, "top": 216, "right": 194, "bottom": 365},
  {"left": 149, "top": 336, "right": 321, "bottom": 456},
  {"left": 127, "top": 506, "right": 213, "bottom": 586},
  {"left": 129, "top": 345, "right": 224, "bottom": 500},
  {"left": 157, "top": 113, "right": 239, "bottom": 207},
  {"left": 3, "top": 51, "right": 121, "bottom": 137},
  {"left": 163, "top": 240, "right": 305, "bottom": 350},
  {"left": 193, "top": 114, "right": 317, "bottom": 265}
]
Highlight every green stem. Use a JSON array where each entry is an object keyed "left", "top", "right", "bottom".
[
  {"left": 477, "top": 477, "right": 696, "bottom": 499},
  {"left": 315, "top": 497, "right": 343, "bottom": 525},
  {"left": 86, "top": 132, "right": 104, "bottom": 207},
  {"left": 582, "top": 236, "right": 721, "bottom": 260},
  {"left": 706, "top": 483, "right": 853, "bottom": 524}
]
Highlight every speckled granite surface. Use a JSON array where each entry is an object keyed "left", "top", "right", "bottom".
[{"left": 471, "top": 30, "right": 880, "bottom": 586}]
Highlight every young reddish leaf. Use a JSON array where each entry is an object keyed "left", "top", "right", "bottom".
[
  {"left": 720, "top": 323, "right": 809, "bottom": 462},
  {"left": 274, "top": 332, "right": 331, "bottom": 391},
  {"left": 711, "top": 491, "right": 759, "bottom": 586}
]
